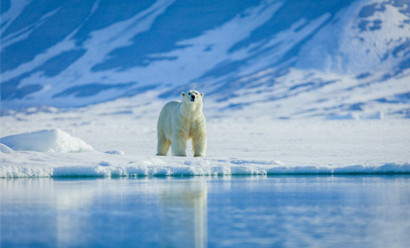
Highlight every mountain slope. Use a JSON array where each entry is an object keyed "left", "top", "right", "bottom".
[{"left": 1, "top": 0, "right": 409, "bottom": 118}]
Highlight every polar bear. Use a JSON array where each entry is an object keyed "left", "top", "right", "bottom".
[{"left": 157, "top": 90, "right": 207, "bottom": 157}]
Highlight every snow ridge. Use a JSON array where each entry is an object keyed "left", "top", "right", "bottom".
[{"left": 0, "top": 129, "right": 94, "bottom": 153}]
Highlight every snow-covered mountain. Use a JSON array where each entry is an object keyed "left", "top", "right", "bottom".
[{"left": 1, "top": 0, "right": 410, "bottom": 118}]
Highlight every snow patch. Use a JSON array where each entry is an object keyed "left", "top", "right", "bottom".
[
  {"left": 105, "top": 150, "right": 125, "bottom": 155},
  {"left": 0, "top": 129, "right": 94, "bottom": 153},
  {"left": 99, "top": 161, "right": 112, "bottom": 167},
  {"left": 0, "top": 143, "right": 14, "bottom": 153}
]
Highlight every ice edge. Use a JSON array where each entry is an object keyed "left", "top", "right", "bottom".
[{"left": 1, "top": 163, "right": 409, "bottom": 178}]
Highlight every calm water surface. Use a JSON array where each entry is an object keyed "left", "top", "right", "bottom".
[{"left": 1, "top": 176, "right": 410, "bottom": 248}]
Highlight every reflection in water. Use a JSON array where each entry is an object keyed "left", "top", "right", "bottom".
[
  {"left": 158, "top": 179, "right": 207, "bottom": 248},
  {"left": 1, "top": 176, "right": 410, "bottom": 248}
]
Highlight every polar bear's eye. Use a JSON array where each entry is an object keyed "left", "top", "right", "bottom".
[{"left": 188, "top": 93, "right": 191, "bottom": 95}]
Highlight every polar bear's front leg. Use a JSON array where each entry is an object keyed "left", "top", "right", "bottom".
[
  {"left": 192, "top": 132, "right": 206, "bottom": 157},
  {"left": 171, "top": 130, "right": 187, "bottom": 156}
]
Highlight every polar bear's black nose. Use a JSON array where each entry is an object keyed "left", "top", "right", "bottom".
[{"left": 191, "top": 95, "right": 195, "bottom": 101}]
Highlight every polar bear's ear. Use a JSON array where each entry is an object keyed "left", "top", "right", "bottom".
[
  {"left": 201, "top": 93, "right": 204, "bottom": 98},
  {"left": 181, "top": 92, "right": 185, "bottom": 97}
]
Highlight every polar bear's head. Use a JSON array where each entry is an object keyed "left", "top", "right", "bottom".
[{"left": 181, "top": 90, "right": 204, "bottom": 104}]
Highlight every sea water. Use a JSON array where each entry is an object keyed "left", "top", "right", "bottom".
[{"left": 1, "top": 176, "right": 410, "bottom": 248}]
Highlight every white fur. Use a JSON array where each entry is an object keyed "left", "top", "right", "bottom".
[{"left": 157, "top": 90, "right": 207, "bottom": 157}]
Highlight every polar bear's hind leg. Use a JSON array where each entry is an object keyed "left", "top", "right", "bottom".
[{"left": 157, "top": 133, "right": 171, "bottom": 156}]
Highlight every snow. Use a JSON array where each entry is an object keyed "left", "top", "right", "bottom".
[
  {"left": 1, "top": 93, "right": 409, "bottom": 178},
  {"left": 295, "top": 0, "right": 410, "bottom": 74},
  {"left": 1, "top": 1, "right": 409, "bottom": 178},
  {"left": 204, "top": 68, "right": 410, "bottom": 119},
  {"left": 0, "top": 143, "right": 14, "bottom": 154},
  {"left": 2, "top": 0, "right": 409, "bottom": 108},
  {"left": 0, "top": 129, "right": 94, "bottom": 153},
  {"left": 1, "top": 151, "right": 409, "bottom": 178},
  {"left": 104, "top": 150, "right": 125, "bottom": 155}
]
